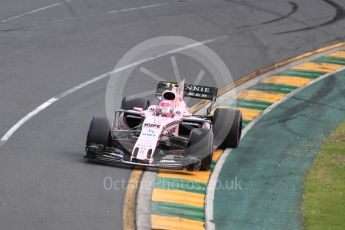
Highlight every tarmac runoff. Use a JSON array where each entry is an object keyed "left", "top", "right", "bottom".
[{"left": 131, "top": 48, "right": 345, "bottom": 230}]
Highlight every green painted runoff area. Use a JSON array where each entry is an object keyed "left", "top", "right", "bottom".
[{"left": 213, "top": 70, "right": 345, "bottom": 229}]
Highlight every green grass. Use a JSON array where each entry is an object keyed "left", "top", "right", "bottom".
[{"left": 303, "top": 122, "right": 345, "bottom": 230}]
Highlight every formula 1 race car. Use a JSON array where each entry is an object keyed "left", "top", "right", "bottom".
[{"left": 85, "top": 80, "right": 242, "bottom": 171}]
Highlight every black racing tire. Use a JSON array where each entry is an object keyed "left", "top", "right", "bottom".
[
  {"left": 186, "top": 128, "right": 213, "bottom": 171},
  {"left": 86, "top": 117, "right": 111, "bottom": 159},
  {"left": 213, "top": 108, "right": 242, "bottom": 149},
  {"left": 121, "top": 97, "right": 150, "bottom": 110}
]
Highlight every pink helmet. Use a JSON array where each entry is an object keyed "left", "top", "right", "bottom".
[{"left": 158, "top": 100, "right": 174, "bottom": 117}]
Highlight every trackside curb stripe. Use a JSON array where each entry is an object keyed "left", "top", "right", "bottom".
[
  {"left": 154, "top": 177, "right": 207, "bottom": 194},
  {"left": 222, "top": 98, "right": 272, "bottom": 110},
  {"left": 313, "top": 56, "right": 345, "bottom": 65},
  {"left": 158, "top": 170, "right": 211, "bottom": 183},
  {"left": 251, "top": 83, "right": 297, "bottom": 94},
  {"left": 263, "top": 76, "right": 311, "bottom": 87},
  {"left": 327, "top": 51, "right": 345, "bottom": 58},
  {"left": 292, "top": 62, "right": 343, "bottom": 72},
  {"left": 151, "top": 215, "right": 205, "bottom": 230},
  {"left": 151, "top": 201, "right": 204, "bottom": 221},
  {"left": 278, "top": 69, "right": 326, "bottom": 78},
  {"left": 235, "top": 90, "right": 286, "bottom": 103},
  {"left": 152, "top": 189, "right": 205, "bottom": 208}
]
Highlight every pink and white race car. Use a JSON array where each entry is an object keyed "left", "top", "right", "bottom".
[{"left": 85, "top": 80, "right": 242, "bottom": 171}]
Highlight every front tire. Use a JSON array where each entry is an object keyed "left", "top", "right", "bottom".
[
  {"left": 186, "top": 128, "right": 213, "bottom": 171},
  {"left": 86, "top": 117, "right": 111, "bottom": 159},
  {"left": 213, "top": 108, "right": 242, "bottom": 149},
  {"left": 121, "top": 97, "right": 150, "bottom": 110}
]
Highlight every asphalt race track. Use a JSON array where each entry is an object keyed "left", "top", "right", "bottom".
[{"left": 0, "top": 0, "right": 344, "bottom": 229}]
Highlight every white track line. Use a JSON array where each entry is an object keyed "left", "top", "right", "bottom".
[
  {"left": 0, "top": 35, "right": 228, "bottom": 146},
  {"left": 50, "top": 3, "right": 169, "bottom": 24},
  {"left": 0, "top": 0, "right": 72, "bottom": 23},
  {"left": 171, "top": 56, "right": 182, "bottom": 83},
  {"left": 107, "top": 3, "right": 167, "bottom": 14},
  {"left": 205, "top": 63, "right": 345, "bottom": 229},
  {"left": 1, "top": 1, "right": 180, "bottom": 26}
]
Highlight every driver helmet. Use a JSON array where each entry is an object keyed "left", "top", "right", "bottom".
[{"left": 158, "top": 100, "right": 174, "bottom": 117}]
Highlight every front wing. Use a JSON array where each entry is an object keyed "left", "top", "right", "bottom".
[{"left": 85, "top": 144, "right": 201, "bottom": 170}]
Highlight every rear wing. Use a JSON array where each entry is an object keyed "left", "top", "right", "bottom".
[{"left": 156, "top": 81, "right": 218, "bottom": 101}]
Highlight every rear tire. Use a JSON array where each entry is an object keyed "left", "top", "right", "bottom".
[
  {"left": 186, "top": 128, "right": 213, "bottom": 171},
  {"left": 86, "top": 117, "right": 111, "bottom": 159},
  {"left": 213, "top": 108, "right": 242, "bottom": 149},
  {"left": 121, "top": 97, "right": 149, "bottom": 110}
]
